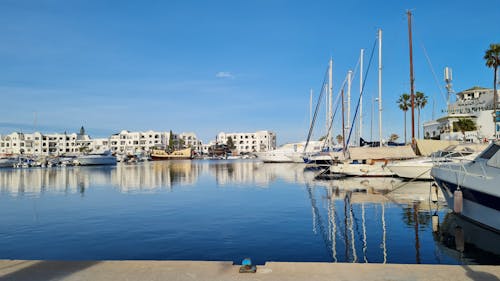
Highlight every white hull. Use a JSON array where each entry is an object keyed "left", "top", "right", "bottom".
[
  {"left": 386, "top": 159, "right": 433, "bottom": 180},
  {"left": 431, "top": 143, "right": 500, "bottom": 232},
  {"left": 0, "top": 158, "right": 17, "bottom": 168},
  {"left": 75, "top": 155, "right": 117, "bottom": 166},
  {"left": 256, "top": 141, "right": 322, "bottom": 163},
  {"left": 330, "top": 162, "right": 395, "bottom": 177}
]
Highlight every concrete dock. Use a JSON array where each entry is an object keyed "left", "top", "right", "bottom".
[{"left": 0, "top": 260, "right": 499, "bottom": 281}]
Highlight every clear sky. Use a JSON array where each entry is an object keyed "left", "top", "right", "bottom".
[{"left": 0, "top": 0, "right": 498, "bottom": 144}]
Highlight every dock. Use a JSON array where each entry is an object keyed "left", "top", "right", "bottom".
[{"left": 0, "top": 260, "right": 498, "bottom": 281}]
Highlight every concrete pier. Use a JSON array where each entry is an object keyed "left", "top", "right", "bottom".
[{"left": 0, "top": 260, "right": 498, "bottom": 281}]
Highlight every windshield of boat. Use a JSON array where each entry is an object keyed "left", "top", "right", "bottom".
[{"left": 479, "top": 143, "right": 500, "bottom": 160}]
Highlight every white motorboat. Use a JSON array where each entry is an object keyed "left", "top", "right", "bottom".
[
  {"left": 0, "top": 157, "right": 18, "bottom": 168},
  {"left": 74, "top": 151, "right": 117, "bottom": 166},
  {"left": 431, "top": 142, "right": 500, "bottom": 232},
  {"left": 256, "top": 141, "right": 322, "bottom": 163},
  {"left": 387, "top": 144, "right": 488, "bottom": 180}
]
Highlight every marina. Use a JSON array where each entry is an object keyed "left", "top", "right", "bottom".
[
  {"left": 0, "top": 160, "right": 499, "bottom": 265},
  {"left": 0, "top": 1, "right": 499, "bottom": 279}
]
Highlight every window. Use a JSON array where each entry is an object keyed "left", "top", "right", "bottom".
[{"left": 480, "top": 144, "right": 500, "bottom": 160}]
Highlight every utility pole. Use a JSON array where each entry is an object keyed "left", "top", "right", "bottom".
[{"left": 408, "top": 10, "right": 416, "bottom": 145}]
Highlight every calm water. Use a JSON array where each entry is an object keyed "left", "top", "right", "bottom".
[{"left": 0, "top": 160, "right": 499, "bottom": 265}]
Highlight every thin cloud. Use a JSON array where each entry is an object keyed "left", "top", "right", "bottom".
[{"left": 215, "top": 71, "right": 234, "bottom": 79}]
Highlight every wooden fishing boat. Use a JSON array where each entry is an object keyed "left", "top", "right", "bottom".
[{"left": 150, "top": 148, "right": 193, "bottom": 160}]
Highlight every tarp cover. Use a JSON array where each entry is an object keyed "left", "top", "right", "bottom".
[
  {"left": 415, "top": 139, "right": 460, "bottom": 156},
  {"left": 348, "top": 145, "right": 416, "bottom": 160}
]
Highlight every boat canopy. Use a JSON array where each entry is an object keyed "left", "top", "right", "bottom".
[
  {"left": 348, "top": 145, "right": 416, "bottom": 161},
  {"left": 415, "top": 139, "right": 459, "bottom": 156}
]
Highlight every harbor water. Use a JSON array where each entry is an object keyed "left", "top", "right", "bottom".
[{"left": 0, "top": 160, "right": 499, "bottom": 265}]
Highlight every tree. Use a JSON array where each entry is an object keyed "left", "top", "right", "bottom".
[
  {"left": 415, "top": 91, "right": 428, "bottom": 139},
  {"left": 397, "top": 93, "right": 411, "bottom": 143},
  {"left": 336, "top": 134, "right": 343, "bottom": 145},
  {"left": 168, "top": 130, "right": 174, "bottom": 152},
  {"left": 389, "top": 133, "right": 399, "bottom": 142},
  {"left": 227, "top": 136, "right": 236, "bottom": 150},
  {"left": 484, "top": 43, "right": 500, "bottom": 138},
  {"left": 453, "top": 118, "right": 477, "bottom": 141}
]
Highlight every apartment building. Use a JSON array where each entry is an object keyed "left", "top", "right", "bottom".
[
  {"left": 216, "top": 130, "right": 276, "bottom": 153},
  {"left": 0, "top": 128, "right": 90, "bottom": 156},
  {"left": 179, "top": 132, "right": 203, "bottom": 153},
  {"left": 108, "top": 130, "right": 173, "bottom": 154}
]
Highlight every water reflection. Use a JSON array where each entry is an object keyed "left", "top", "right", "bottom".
[
  {"left": 434, "top": 213, "right": 500, "bottom": 264},
  {"left": 0, "top": 161, "right": 315, "bottom": 195},
  {"left": 0, "top": 160, "right": 498, "bottom": 264}
]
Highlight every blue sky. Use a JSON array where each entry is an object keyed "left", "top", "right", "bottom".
[{"left": 0, "top": 0, "right": 498, "bottom": 144}]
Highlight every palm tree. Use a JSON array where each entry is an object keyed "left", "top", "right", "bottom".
[
  {"left": 397, "top": 93, "right": 411, "bottom": 143},
  {"left": 453, "top": 118, "right": 477, "bottom": 142},
  {"left": 484, "top": 43, "right": 500, "bottom": 138},
  {"left": 415, "top": 91, "right": 428, "bottom": 139},
  {"left": 336, "top": 134, "right": 343, "bottom": 145},
  {"left": 389, "top": 133, "right": 399, "bottom": 142}
]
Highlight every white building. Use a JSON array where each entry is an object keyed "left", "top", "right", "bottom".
[
  {"left": 179, "top": 132, "right": 203, "bottom": 153},
  {"left": 423, "top": 87, "right": 499, "bottom": 142},
  {"left": 108, "top": 130, "right": 173, "bottom": 154},
  {"left": 216, "top": 130, "right": 276, "bottom": 153},
  {"left": 0, "top": 128, "right": 90, "bottom": 156}
]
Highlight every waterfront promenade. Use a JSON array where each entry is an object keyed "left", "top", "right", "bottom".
[{"left": 0, "top": 260, "right": 498, "bottom": 281}]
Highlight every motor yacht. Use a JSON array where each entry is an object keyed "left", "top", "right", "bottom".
[
  {"left": 74, "top": 151, "right": 117, "bottom": 166},
  {"left": 431, "top": 142, "right": 500, "bottom": 232},
  {"left": 387, "top": 144, "right": 487, "bottom": 180}
]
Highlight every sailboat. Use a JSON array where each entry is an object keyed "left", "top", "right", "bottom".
[
  {"left": 303, "top": 58, "right": 337, "bottom": 167},
  {"left": 325, "top": 29, "right": 419, "bottom": 177}
]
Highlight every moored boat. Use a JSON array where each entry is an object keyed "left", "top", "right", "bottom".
[
  {"left": 387, "top": 143, "right": 487, "bottom": 180},
  {"left": 0, "top": 157, "right": 18, "bottom": 168},
  {"left": 431, "top": 142, "right": 500, "bottom": 232},
  {"left": 150, "top": 148, "right": 193, "bottom": 160},
  {"left": 74, "top": 151, "right": 117, "bottom": 166}
]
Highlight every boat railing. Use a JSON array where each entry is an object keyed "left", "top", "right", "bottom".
[{"left": 434, "top": 156, "right": 490, "bottom": 179}]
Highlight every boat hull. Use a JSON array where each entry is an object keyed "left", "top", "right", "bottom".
[
  {"left": 433, "top": 177, "right": 500, "bottom": 232},
  {"left": 386, "top": 162, "right": 433, "bottom": 180},
  {"left": 150, "top": 148, "right": 193, "bottom": 160},
  {"left": 330, "top": 162, "right": 395, "bottom": 177},
  {"left": 0, "top": 159, "right": 17, "bottom": 168},
  {"left": 431, "top": 160, "right": 500, "bottom": 233},
  {"left": 76, "top": 156, "right": 117, "bottom": 166}
]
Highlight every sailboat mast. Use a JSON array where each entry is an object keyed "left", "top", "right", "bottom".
[
  {"left": 347, "top": 70, "right": 352, "bottom": 142},
  {"left": 407, "top": 10, "right": 416, "bottom": 144},
  {"left": 378, "top": 28, "right": 383, "bottom": 147},
  {"left": 310, "top": 88, "right": 313, "bottom": 127},
  {"left": 359, "top": 49, "right": 364, "bottom": 146},
  {"left": 328, "top": 58, "right": 333, "bottom": 148},
  {"left": 342, "top": 87, "right": 346, "bottom": 155}
]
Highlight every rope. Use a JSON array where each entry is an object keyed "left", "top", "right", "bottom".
[
  {"left": 346, "top": 39, "right": 378, "bottom": 146},
  {"left": 304, "top": 67, "right": 330, "bottom": 153},
  {"left": 383, "top": 168, "right": 431, "bottom": 195}
]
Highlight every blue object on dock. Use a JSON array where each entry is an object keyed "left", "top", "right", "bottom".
[
  {"left": 239, "top": 258, "right": 256, "bottom": 273},
  {"left": 242, "top": 258, "right": 252, "bottom": 266}
]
